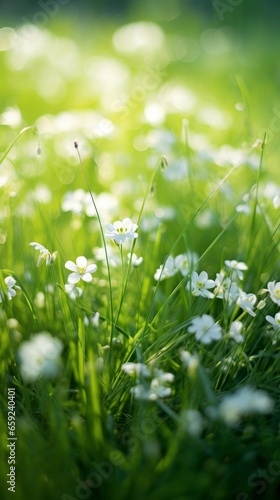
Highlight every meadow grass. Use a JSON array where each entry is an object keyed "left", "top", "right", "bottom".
[{"left": 1, "top": 15, "right": 280, "bottom": 500}]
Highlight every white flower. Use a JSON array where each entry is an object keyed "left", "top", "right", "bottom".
[
  {"left": 61, "top": 188, "right": 88, "bottom": 215},
  {"left": 125, "top": 366, "right": 174, "bottom": 400},
  {"left": 267, "top": 281, "right": 280, "bottom": 306},
  {"left": 84, "top": 312, "right": 100, "bottom": 328},
  {"left": 30, "top": 242, "right": 57, "bottom": 267},
  {"left": 188, "top": 315, "right": 222, "bottom": 344},
  {"left": 188, "top": 271, "right": 215, "bottom": 298},
  {"left": 154, "top": 255, "right": 176, "bottom": 281},
  {"left": 0, "top": 276, "right": 20, "bottom": 303},
  {"left": 122, "top": 362, "right": 151, "bottom": 378},
  {"left": 228, "top": 320, "right": 244, "bottom": 343},
  {"left": 174, "top": 252, "right": 198, "bottom": 277},
  {"left": 105, "top": 218, "right": 138, "bottom": 245},
  {"left": 65, "top": 256, "right": 97, "bottom": 284},
  {"left": 237, "top": 291, "right": 257, "bottom": 317},
  {"left": 18, "top": 332, "right": 63, "bottom": 383},
  {"left": 65, "top": 283, "right": 83, "bottom": 300},
  {"left": 266, "top": 312, "right": 280, "bottom": 330},
  {"left": 217, "top": 387, "right": 274, "bottom": 426},
  {"left": 224, "top": 260, "right": 248, "bottom": 280},
  {"left": 214, "top": 271, "right": 239, "bottom": 304},
  {"left": 179, "top": 350, "right": 199, "bottom": 371},
  {"left": 180, "top": 409, "right": 204, "bottom": 437},
  {"left": 94, "top": 246, "right": 121, "bottom": 268},
  {"left": 128, "top": 252, "right": 143, "bottom": 267}
]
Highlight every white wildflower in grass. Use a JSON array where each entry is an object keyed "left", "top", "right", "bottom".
[
  {"left": 122, "top": 362, "right": 151, "bottom": 378},
  {"left": 188, "top": 315, "right": 222, "bottom": 344},
  {"left": 265, "top": 312, "right": 280, "bottom": 330},
  {"left": 217, "top": 387, "right": 274, "bottom": 426},
  {"left": 224, "top": 260, "right": 248, "bottom": 280},
  {"left": 94, "top": 246, "right": 121, "bottom": 268},
  {"left": 105, "top": 218, "right": 138, "bottom": 245},
  {"left": 189, "top": 271, "right": 215, "bottom": 298},
  {"left": 180, "top": 409, "right": 204, "bottom": 437},
  {"left": 65, "top": 283, "right": 83, "bottom": 300},
  {"left": 174, "top": 252, "right": 198, "bottom": 277},
  {"left": 214, "top": 272, "right": 239, "bottom": 304},
  {"left": 154, "top": 255, "right": 176, "bottom": 281},
  {"left": 84, "top": 312, "right": 100, "bottom": 328},
  {"left": 179, "top": 350, "right": 199, "bottom": 372},
  {"left": 128, "top": 252, "right": 143, "bottom": 267},
  {"left": 18, "top": 332, "right": 63, "bottom": 383},
  {"left": 61, "top": 188, "right": 89, "bottom": 215},
  {"left": 228, "top": 320, "right": 244, "bottom": 343},
  {"left": 65, "top": 256, "right": 97, "bottom": 284},
  {"left": 29, "top": 242, "right": 57, "bottom": 267},
  {"left": 237, "top": 291, "right": 257, "bottom": 317},
  {"left": 0, "top": 276, "right": 20, "bottom": 303},
  {"left": 267, "top": 281, "right": 280, "bottom": 306},
  {"left": 123, "top": 365, "right": 174, "bottom": 400}
]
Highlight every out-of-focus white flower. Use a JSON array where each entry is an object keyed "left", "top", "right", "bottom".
[
  {"left": 179, "top": 350, "right": 199, "bottom": 372},
  {"left": 128, "top": 252, "right": 143, "bottom": 267},
  {"left": 154, "top": 255, "right": 176, "bottom": 281},
  {"left": 265, "top": 312, "right": 280, "bottom": 330},
  {"left": 216, "top": 386, "right": 274, "bottom": 426},
  {"left": 123, "top": 365, "right": 174, "bottom": 401},
  {"left": 188, "top": 271, "right": 215, "bottom": 298},
  {"left": 18, "top": 332, "right": 63, "bottom": 383},
  {"left": 224, "top": 260, "right": 248, "bottom": 280},
  {"left": 180, "top": 409, "right": 204, "bottom": 437},
  {"left": 105, "top": 218, "right": 138, "bottom": 245},
  {"left": 65, "top": 256, "right": 97, "bottom": 284},
  {"left": 188, "top": 315, "right": 222, "bottom": 344},
  {"left": 267, "top": 281, "right": 280, "bottom": 306},
  {"left": 65, "top": 283, "right": 83, "bottom": 300},
  {"left": 61, "top": 189, "right": 89, "bottom": 215},
  {"left": 122, "top": 362, "right": 151, "bottom": 378},
  {"left": 228, "top": 320, "right": 244, "bottom": 343},
  {"left": 0, "top": 276, "right": 20, "bottom": 303},
  {"left": 94, "top": 246, "right": 121, "bottom": 268},
  {"left": 84, "top": 312, "right": 100, "bottom": 328},
  {"left": 174, "top": 252, "right": 198, "bottom": 277},
  {"left": 29, "top": 242, "right": 57, "bottom": 267},
  {"left": 237, "top": 291, "right": 257, "bottom": 317}
]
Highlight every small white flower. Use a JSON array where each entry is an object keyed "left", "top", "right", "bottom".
[
  {"left": 122, "top": 362, "right": 151, "bottom": 378},
  {"left": 179, "top": 350, "right": 199, "bottom": 371},
  {"left": 128, "top": 252, "right": 143, "bottom": 267},
  {"left": 180, "top": 409, "right": 204, "bottom": 437},
  {"left": 154, "top": 255, "right": 176, "bottom": 281},
  {"left": 0, "top": 276, "right": 20, "bottom": 302},
  {"left": 228, "top": 320, "right": 244, "bottom": 343},
  {"left": 237, "top": 291, "right": 257, "bottom": 317},
  {"left": 65, "top": 283, "right": 83, "bottom": 300},
  {"left": 18, "top": 332, "right": 63, "bottom": 383},
  {"left": 188, "top": 271, "right": 215, "bottom": 298},
  {"left": 105, "top": 218, "right": 138, "bottom": 245},
  {"left": 65, "top": 256, "right": 97, "bottom": 284},
  {"left": 174, "top": 252, "right": 198, "bottom": 277},
  {"left": 84, "top": 312, "right": 100, "bottom": 328},
  {"left": 267, "top": 281, "right": 280, "bottom": 306},
  {"left": 224, "top": 260, "right": 248, "bottom": 280},
  {"left": 29, "top": 241, "right": 57, "bottom": 267},
  {"left": 188, "top": 315, "right": 222, "bottom": 344},
  {"left": 266, "top": 312, "right": 280, "bottom": 330},
  {"left": 217, "top": 387, "right": 274, "bottom": 426}
]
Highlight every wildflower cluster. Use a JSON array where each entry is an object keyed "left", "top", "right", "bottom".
[
  {"left": 154, "top": 251, "right": 198, "bottom": 281},
  {"left": 122, "top": 362, "right": 174, "bottom": 401}
]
